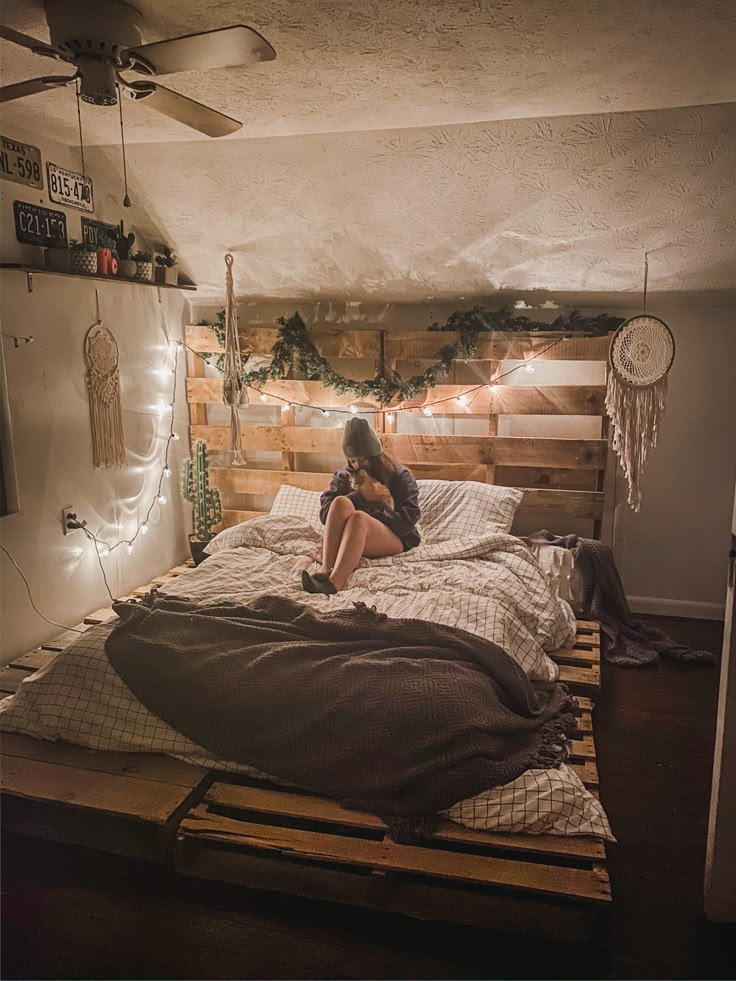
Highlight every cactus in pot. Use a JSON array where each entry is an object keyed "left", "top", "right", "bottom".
[
  {"left": 181, "top": 440, "right": 222, "bottom": 564},
  {"left": 116, "top": 227, "right": 137, "bottom": 277}
]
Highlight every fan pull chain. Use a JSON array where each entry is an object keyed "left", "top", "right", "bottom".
[
  {"left": 75, "top": 79, "right": 86, "bottom": 178},
  {"left": 117, "top": 85, "right": 132, "bottom": 208},
  {"left": 643, "top": 252, "right": 649, "bottom": 314}
]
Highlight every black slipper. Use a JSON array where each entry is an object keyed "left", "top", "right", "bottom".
[
  {"left": 311, "top": 576, "right": 337, "bottom": 595},
  {"left": 301, "top": 570, "right": 316, "bottom": 593}
]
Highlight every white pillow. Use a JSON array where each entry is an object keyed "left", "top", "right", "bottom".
[
  {"left": 417, "top": 479, "right": 523, "bottom": 543},
  {"left": 269, "top": 484, "right": 323, "bottom": 528}
]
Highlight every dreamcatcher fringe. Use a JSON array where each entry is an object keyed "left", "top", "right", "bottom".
[
  {"left": 606, "top": 370, "right": 667, "bottom": 512},
  {"left": 222, "top": 253, "right": 246, "bottom": 465},
  {"left": 86, "top": 326, "right": 127, "bottom": 469}
]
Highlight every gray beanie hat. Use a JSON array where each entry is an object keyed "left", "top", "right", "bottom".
[{"left": 343, "top": 417, "right": 382, "bottom": 459}]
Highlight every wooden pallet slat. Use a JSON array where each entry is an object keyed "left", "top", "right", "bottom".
[{"left": 187, "top": 378, "right": 606, "bottom": 416}]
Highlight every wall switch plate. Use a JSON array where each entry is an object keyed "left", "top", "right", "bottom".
[{"left": 62, "top": 505, "right": 78, "bottom": 535}]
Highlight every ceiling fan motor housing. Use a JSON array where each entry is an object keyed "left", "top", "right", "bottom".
[{"left": 45, "top": 0, "right": 144, "bottom": 81}]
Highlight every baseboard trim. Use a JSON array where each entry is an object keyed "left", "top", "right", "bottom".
[{"left": 627, "top": 595, "right": 726, "bottom": 621}]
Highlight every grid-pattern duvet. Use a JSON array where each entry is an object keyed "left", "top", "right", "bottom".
[{"left": 0, "top": 515, "right": 612, "bottom": 839}]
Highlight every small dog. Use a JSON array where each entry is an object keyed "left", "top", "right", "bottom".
[{"left": 349, "top": 468, "right": 394, "bottom": 510}]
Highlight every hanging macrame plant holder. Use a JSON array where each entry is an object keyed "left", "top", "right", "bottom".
[
  {"left": 85, "top": 323, "right": 127, "bottom": 469},
  {"left": 606, "top": 314, "right": 674, "bottom": 511},
  {"left": 222, "top": 252, "right": 247, "bottom": 465}
]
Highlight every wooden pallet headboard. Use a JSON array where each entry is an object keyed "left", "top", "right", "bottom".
[{"left": 186, "top": 325, "right": 614, "bottom": 539}]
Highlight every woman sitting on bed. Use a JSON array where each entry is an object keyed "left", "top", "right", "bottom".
[{"left": 302, "top": 417, "right": 421, "bottom": 595}]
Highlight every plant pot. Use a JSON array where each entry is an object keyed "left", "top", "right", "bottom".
[
  {"left": 70, "top": 250, "right": 98, "bottom": 275},
  {"left": 155, "top": 266, "right": 178, "bottom": 286},
  {"left": 45, "top": 247, "right": 71, "bottom": 273},
  {"left": 188, "top": 536, "right": 211, "bottom": 566},
  {"left": 118, "top": 258, "right": 137, "bottom": 278},
  {"left": 134, "top": 260, "right": 153, "bottom": 282}
]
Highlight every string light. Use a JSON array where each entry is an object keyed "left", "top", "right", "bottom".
[
  {"left": 259, "top": 392, "right": 268, "bottom": 402},
  {"left": 182, "top": 334, "right": 564, "bottom": 421},
  {"left": 157, "top": 494, "right": 168, "bottom": 505},
  {"left": 163, "top": 466, "right": 172, "bottom": 478},
  {"left": 126, "top": 542, "right": 134, "bottom": 555},
  {"left": 100, "top": 545, "right": 110, "bottom": 558},
  {"left": 323, "top": 409, "right": 331, "bottom": 417},
  {"left": 172, "top": 432, "right": 180, "bottom": 440},
  {"left": 140, "top": 522, "right": 149, "bottom": 535}
]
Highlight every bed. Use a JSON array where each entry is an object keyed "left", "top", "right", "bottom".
[{"left": 0, "top": 322, "right": 615, "bottom": 941}]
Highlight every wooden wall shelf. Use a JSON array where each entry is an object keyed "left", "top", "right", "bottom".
[{"left": 0, "top": 264, "right": 197, "bottom": 292}]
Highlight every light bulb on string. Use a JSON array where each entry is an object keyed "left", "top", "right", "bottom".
[
  {"left": 524, "top": 363, "right": 535, "bottom": 374},
  {"left": 140, "top": 523, "right": 149, "bottom": 535},
  {"left": 126, "top": 542, "right": 134, "bottom": 555},
  {"left": 422, "top": 406, "right": 433, "bottom": 417},
  {"left": 157, "top": 494, "right": 167, "bottom": 505},
  {"left": 259, "top": 392, "right": 268, "bottom": 402},
  {"left": 456, "top": 394, "right": 468, "bottom": 407},
  {"left": 386, "top": 412, "right": 395, "bottom": 424},
  {"left": 281, "top": 402, "right": 291, "bottom": 413},
  {"left": 171, "top": 432, "right": 180, "bottom": 441},
  {"left": 100, "top": 545, "right": 110, "bottom": 557},
  {"left": 349, "top": 405, "right": 358, "bottom": 414},
  {"left": 323, "top": 409, "right": 331, "bottom": 417},
  {"left": 489, "top": 383, "right": 499, "bottom": 394},
  {"left": 163, "top": 466, "right": 171, "bottom": 478}
]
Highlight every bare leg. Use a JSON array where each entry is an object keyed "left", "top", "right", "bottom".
[
  {"left": 330, "top": 511, "right": 403, "bottom": 591},
  {"left": 320, "top": 495, "right": 355, "bottom": 575}
]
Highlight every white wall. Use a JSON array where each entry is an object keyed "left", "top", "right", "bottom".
[{"left": 1, "top": 125, "right": 190, "bottom": 664}]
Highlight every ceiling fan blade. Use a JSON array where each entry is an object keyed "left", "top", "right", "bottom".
[
  {"left": 0, "top": 26, "right": 62, "bottom": 60},
  {"left": 0, "top": 75, "right": 74, "bottom": 104},
  {"left": 129, "top": 82, "right": 242, "bottom": 138},
  {"left": 125, "top": 25, "right": 275, "bottom": 77}
]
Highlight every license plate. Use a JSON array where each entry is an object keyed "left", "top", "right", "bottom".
[
  {"left": 0, "top": 136, "right": 43, "bottom": 189},
  {"left": 47, "top": 161, "right": 94, "bottom": 212},
  {"left": 13, "top": 200, "right": 68, "bottom": 248}
]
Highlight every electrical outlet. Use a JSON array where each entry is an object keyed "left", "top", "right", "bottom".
[{"left": 62, "top": 506, "right": 79, "bottom": 535}]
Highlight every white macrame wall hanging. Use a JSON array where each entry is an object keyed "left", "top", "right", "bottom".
[
  {"left": 222, "top": 252, "right": 247, "bottom": 465},
  {"left": 606, "top": 302, "right": 675, "bottom": 511},
  {"left": 85, "top": 316, "right": 127, "bottom": 469}
]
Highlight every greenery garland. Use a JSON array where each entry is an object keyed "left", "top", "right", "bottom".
[{"left": 198, "top": 306, "right": 624, "bottom": 407}]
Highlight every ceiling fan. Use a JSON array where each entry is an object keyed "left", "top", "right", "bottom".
[{"left": 0, "top": 0, "right": 276, "bottom": 137}]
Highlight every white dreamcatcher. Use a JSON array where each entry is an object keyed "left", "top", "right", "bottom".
[
  {"left": 85, "top": 311, "right": 127, "bottom": 470},
  {"left": 606, "top": 256, "right": 675, "bottom": 511}
]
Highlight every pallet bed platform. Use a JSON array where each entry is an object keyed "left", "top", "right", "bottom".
[{"left": 1, "top": 562, "right": 607, "bottom": 942}]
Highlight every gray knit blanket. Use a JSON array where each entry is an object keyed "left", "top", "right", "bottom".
[
  {"left": 106, "top": 593, "right": 576, "bottom": 834},
  {"left": 528, "top": 531, "right": 717, "bottom": 667}
]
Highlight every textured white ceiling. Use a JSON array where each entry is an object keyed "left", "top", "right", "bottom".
[
  {"left": 1, "top": 0, "right": 735, "bottom": 298},
  {"left": 87, "top": 102, "right": 736, "bottom": 299},
  {"left": 2, "top": 0, "right": 735, "bottom": 144}
]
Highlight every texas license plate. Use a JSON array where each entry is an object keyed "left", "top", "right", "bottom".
[
  {"left": 0, "top": 136, "right": 43, "bottom": 189},
  {"left": 47, "top": 161, "right": 94, "bottom": 212}
]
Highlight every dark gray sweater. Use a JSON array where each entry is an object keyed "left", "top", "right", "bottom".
[{"left": 320, "top": 463, "right": 421, "bottom": 550}]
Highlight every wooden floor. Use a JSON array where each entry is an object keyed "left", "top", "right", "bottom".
[{"left": 1, "top": 615, "right": 730, "bottom": 980}]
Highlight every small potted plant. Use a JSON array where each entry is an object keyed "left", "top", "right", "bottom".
[
  {"left": 132, "top": 249, "right": 153, "bottom": 282},
  {"left": 155, "top": 245, "right": 178, "bottom": 286},
  {"left": 181, "top": 440, "right": 222, "bottom": 565},
  {"left": 69, "top": 239, "right": 98, "bottom": 275},
  {"left": 115, "top": 228, "right": 137, "bottom": 278}
]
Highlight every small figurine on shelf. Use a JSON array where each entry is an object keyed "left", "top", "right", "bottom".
[
  {"left": 131, "top": 250, "right": 153, "bottom": 282},
  {"left": 155, "top": 245, "right": 178, "bottom": 286},
  {"left": 181, "top": 440, "right": 222, "bottom": 565},
  {"left": 69, "top": 239, "right": 98, "bottom": 276}
]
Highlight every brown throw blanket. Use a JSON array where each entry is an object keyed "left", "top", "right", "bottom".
[
  {"left": 106, "top": 593, "right": 575, "bottom": 833},
  {"left": 529, "top": 531, "right": 717, "bottom": 668}
]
